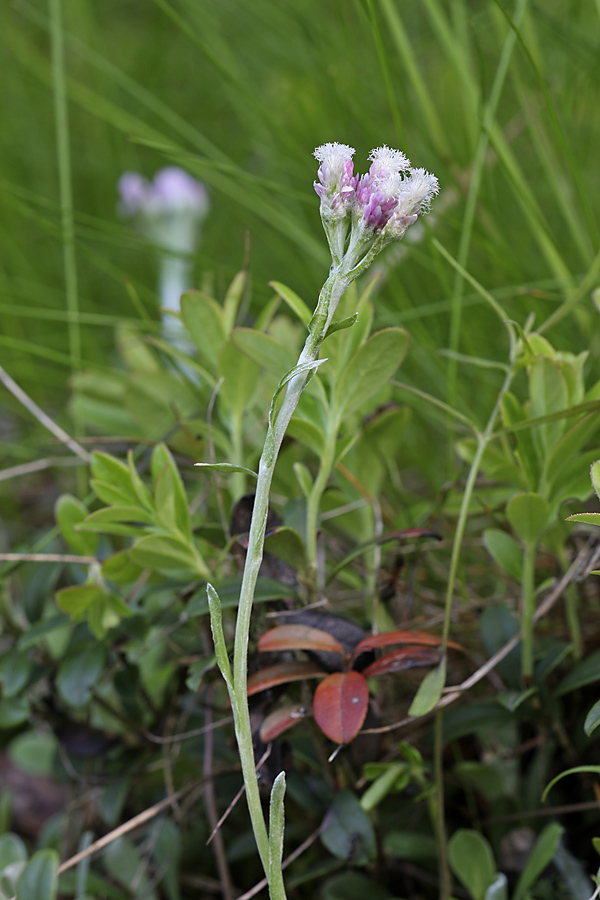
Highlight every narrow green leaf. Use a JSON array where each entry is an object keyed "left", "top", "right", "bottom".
[
  {"left": 206, "top": 583, "right": 233, "bottom": 690},
  {"left": 584, "top": 699, "right": 600, "bottom": 736},
  {"left": 513, "top": 824, "right": 564, "bottom": 900},
  {"left": 222, "top": 270, "right": 246, "bottom": 334},
  {"left": 566, "top": 512, "right": 600, "bottom": 526},
  {"left": 151, "top": 444, "right": 191, "bottom": 539},
  {"left": 325, "top": 313, "right": 359, "bottom": 338},
  {"left": 591, "top": 460, "right": 600, "bottom": 501},
  {"left": 543, "top": 766, "right": 600, "bottom": 802},
  {"left": 269, "top": 281, "right": 312, "bottom": 326},
  {"left": 268, "top": 772, "right": 286, "bottom": 884},
  {"left": 409, "top": 656, "right": 446, "bottom": 717},
  {"left": 194, "top": 462, "right": 257, "bottom": 479}
]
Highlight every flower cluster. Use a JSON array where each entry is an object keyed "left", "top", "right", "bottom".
[{"left": 314, "top": 142, "right": 439, "bottom": 268}]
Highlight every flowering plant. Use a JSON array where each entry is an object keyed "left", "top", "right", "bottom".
[{"left": 207, "top": 142, "right": 439, "bottom": 900}]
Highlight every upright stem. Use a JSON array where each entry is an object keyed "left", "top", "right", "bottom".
[
  {"left": 226, "top": 266, "right": 349, "bottom": 894},
  {"left": 521, "top": 539, "right": 537, "bottom": 685},
  {"left": 305, "top": 412, "right": 340, "bottom": 586}
]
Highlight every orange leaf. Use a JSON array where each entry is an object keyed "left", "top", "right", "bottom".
[
  {"left": 247, "top": 661, "right": 326, "bottom": 697},
  {"left": 362, "top": 646, "right": 440, "bottom": 678},
  {"left": 352, "top": 630, "right": 461, "bottom": 658},
  {"left": 258, "top": 624, "right": 345, "bottom": 656},
  {"left": 259, "top": 703, "right": 308, "bottom": 742},
  {"left": 313, "top": 671, "right": 369, "bottom": 744}
]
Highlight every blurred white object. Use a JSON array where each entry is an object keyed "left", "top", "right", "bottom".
[{"left": 118, "top": 167, "right": 209, "bottom": 350}]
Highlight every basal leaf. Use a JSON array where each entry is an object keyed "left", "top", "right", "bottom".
[
  {"left": 313, "top": 671, "right": 369, "bottom": 743},
  {"left": 258, "top": 625, "right": 345, "bottom": 656}
]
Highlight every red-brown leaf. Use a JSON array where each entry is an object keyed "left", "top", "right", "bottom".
[
  {"left": 259, "top": 703, "right": 308, "bottom": 742},
  {"left": 352, "top": 629, "right": 461, "bottom": 659},
  {"left": 258, "top": 624, "right": 345, "bottom": 656},
  {"left": 246, "top": 661, "right": 326, "bottom": 697},
  {"left": 313, "top": 671, "right": 369, "bottom": 744},
  {"left": 362, "top": 646, "right": 440, "bottom": 678}
]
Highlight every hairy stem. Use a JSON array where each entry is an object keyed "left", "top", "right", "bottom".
[{"left": 227, "top": 266, "right": 349, "bottom": 895}]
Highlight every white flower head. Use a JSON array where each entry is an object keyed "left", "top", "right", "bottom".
[
  {"left": 368, "top": 145, "right": 411, "bottom": 180},
  {"left": 313, "top": 143, "right": 357, "bottom": 216},
  {"left": 384, "top": 167, "right": 440, "bottom": 239}
]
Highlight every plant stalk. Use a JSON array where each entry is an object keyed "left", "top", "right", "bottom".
[{"left": 225, "top": 265, "right": 349, "bottom": 896}]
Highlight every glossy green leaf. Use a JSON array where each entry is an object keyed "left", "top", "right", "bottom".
[
  {"left": 483, "top": 529, "right": 523, "bottom": 580},
  {"left": 513, "top": 824, "right": 564, "bottom": 900},
  {"left": 506, "top": 492, "right": 550, "bottom": 544},
  {"left": 448, "top": 829, "right": 496, "bottom": 900},
  {"left": 16, "top": 850, "right": 58, "bottom": 900},
  {"left": 180, "top": 291, "right": 226, "bottom": 370},
  {"left": 336, "top": 328, "right": 409, "bottom": 419},
  {"left": 320, "top": 790, "right": 376, "bottom": 865},
  {"left": 55, "top": 494, "right": 97, "bottom": 557},
  {"left": 408, "top": 655, "right": 446, "bottom": 717},
  {"left": 57, "top": 643, "right": 106, "bottom": 707}
]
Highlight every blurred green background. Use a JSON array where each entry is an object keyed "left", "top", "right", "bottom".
[{"left": 1, "top": 0, "right": 599, "bottom": 429}]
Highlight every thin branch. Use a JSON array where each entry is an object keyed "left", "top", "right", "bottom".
[
  {"left": 0, "top": 553, "right": 97, "bottom": 564},
  {"left": 0, "top": 363, "right": 89, "bottom": 462},
  {"left": 0, "top": 456, "right": 83, "bottom": 482}
]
